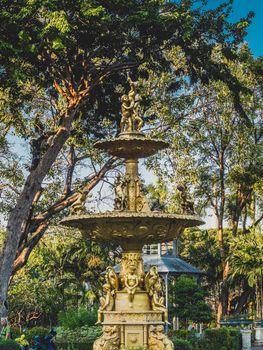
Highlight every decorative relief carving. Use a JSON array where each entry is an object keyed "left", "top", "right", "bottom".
[
  {"left": 93, "top": 326, "right": 120, "bottom": 350},
  {"left": 120, "top": 252, "right": 144, "bottom": 307},
  {"left": 148, "top": 325, "right": 174, "bottom": 350},
  {"left": 103, "top": 311, "right": 163, "bottom": 323}
]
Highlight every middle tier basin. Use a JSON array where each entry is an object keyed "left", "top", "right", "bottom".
[{"left": 61, "top": 212, "right": 204, "bottom": 249}]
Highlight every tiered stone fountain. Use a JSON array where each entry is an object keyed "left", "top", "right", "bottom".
[{"left": 61, "top": 77, "right": 203, "bottom": 350}]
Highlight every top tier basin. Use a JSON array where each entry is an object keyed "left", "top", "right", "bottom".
[{"left": 94, "top": 132, "right": 168, "bottom": 159}]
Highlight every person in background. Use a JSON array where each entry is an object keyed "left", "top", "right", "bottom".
[
  {"left": 0, "top": 317, "right": 11, "bottom": 340},
  {"left": 15, "top": 334, "right": 29, "bottom": 350}
]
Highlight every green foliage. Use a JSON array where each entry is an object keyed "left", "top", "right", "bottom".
[
  {"left": 55, "top": 325, "right": 102, "bottom": 345},
  {"left": 58, "top": 306, "right": 97, "bottom": 329},
  {"left": 8, "top": 229, "right": 112, "bottom": 327},
  {"left": 0, "top": 339, "right": 21, "bottom": 350},
  {"left": 57, "top": 344, "right": 93, "bottom": 350},
  {"left": 172, "top": 328, "right": 241, "bottom": 350},
  {"left": 25, "top": 326, "right": 49, "bottom": 342},
  {"left": 172, "top": 337, "right": 192, "bottom": 350},
  {"left": 169, "top": 275, "right": 213, "bottom": 324},
  {"left": 229, "top": 232, "right": 263, "bottom": 287},
  {"left": 202, "top": 328, "right": 241, "bottom": 350}
]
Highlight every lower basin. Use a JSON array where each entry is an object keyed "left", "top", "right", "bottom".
[{"left": 60, "top": 212, "right": 204, "bottom": 249}]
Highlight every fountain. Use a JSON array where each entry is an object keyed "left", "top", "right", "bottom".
[{"left": 61, "top": 76, "right": 204, "bottom": 350}]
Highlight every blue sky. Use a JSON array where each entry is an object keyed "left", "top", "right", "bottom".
[{"left": 208, "top": 0, "right": 262, "bottom": 57}]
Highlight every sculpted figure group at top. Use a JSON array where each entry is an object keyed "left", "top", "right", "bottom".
[{"left": 120, "top": 74, "right": 144, "bottom": 132}]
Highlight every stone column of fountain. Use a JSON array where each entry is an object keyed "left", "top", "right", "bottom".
[{"left": 61, "top": 76, "right": 204, "bottom": 350}]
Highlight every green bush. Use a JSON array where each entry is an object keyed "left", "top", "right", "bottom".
[
  {"left": 172, "top": 337, "right": 192, "bottom": 350},
  {"left": 0, "top": 339, "right": 21, "bottom": 350},
  {"left": 172, "top": 330, "right": 191, "bottom": 340},
  {"left": 56, "top": 343, "right": 93, "bottom": 350},
  {"left": 55, "top": 325, "right": 102, "bottom": 346},
  {"left": 171, "top": 327, "right": 241, "bottom": 350},
  {"left": 190, "top": 337, "right": 208, "bottom": 350},
  {"left": 26, "top": 326, "right": 49, "bottom": 342},
  {"left": 58, "top": 306, "right": 97, "bottom": 329},
  {"left": 11, "top": 326, "right": 21, "bottom": 340},
  {"left": 204, "top": 328, "right": 229, "bottom": 350}
]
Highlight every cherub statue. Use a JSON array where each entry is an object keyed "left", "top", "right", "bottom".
[
  {"left": 105, "top": 266, "right": 119, "bottom": 294},
  {"left": 114, "top": 174, "right": 126, "bottom": 211},
  {"left": 151, "top": 279, "right": 169, "bottom": 324},
  {"left": 120, "top": 94, "right": 133, "bottom": 132},
  {"left": 96, "top": 283, "right": 114, "bottom": 324},
  {"left": 120, "top": 74, "right": 143, "bottom": 132},
  {"left": 124, "top": 270, "right": 139, "bottom": 307},
  {"left": 145, "top": 266, "right": 159, "bottom": 295},
  {"left": 177, "top": 184, "right": 195, "bottom": 215},
  {"left": 127, "top": 74, "right": 143, "bottom": 131},
  {"left": 70, "top": 189, "right": 88, "bottom": 215}
]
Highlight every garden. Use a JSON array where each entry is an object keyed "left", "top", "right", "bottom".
[{"left": 0, "top": 0, "right": 262, "bottom": 349}]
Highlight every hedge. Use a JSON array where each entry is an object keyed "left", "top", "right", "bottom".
[
  {"left": 171, "top": 327, "right": 242, "bottom": 350},
  {"left": 0, "top": 339, "right": 21, "bottom": 350},
  {"left": 172, "top": 337, "right": 192, "bottom": 350},
  {"left": 55, "top": 325, "right": 102, "bottom": 348}
]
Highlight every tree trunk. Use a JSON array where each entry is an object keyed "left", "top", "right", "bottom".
[
  {"left": 0, "top": 113, "right": 74, "bottom": 316},
  {"left": 217, "top": 261, "right": 229, "bottom": 325}
]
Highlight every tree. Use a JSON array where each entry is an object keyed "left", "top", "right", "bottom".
[
  {"left": 8, "top": 227, "right": 113, "bottom": 326},
  {"left": 145, "top": 46, "right": 263, "bottom": 322},
  {"left": 0, "top": 0, "right": 255, "bottom": 317},
  {"left": 169, "top": 274, "right": 213, "bottom": 325},
  {"left": 229, "top": 232, "right": 263, "bottom": 319}
]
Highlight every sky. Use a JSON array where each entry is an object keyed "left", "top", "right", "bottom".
[{"left": 209, "top": 0, "right": 262, "bottom": 57}]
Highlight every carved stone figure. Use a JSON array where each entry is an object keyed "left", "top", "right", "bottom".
[
  {"left": 114, "top": 174, "right": 126, "bottom": 211},
  {"left": 120, "top": 252, "right": 144, "bottom": 289},
  {"left": 120, "top": 94, "right": 133, "bottom": 132},
  {"left": 151, "top": 279, "right": 169, "bottom": 324},
  {"left": 96, "top": 283, "right": 114, "bottom": 324},
  {"left": 124, "top": 270, "right": 139, "bottom": 306},
  {"left": 148, "top": 325, "right": 174, "bottom": 350},
  {"left": 177, "top": 184, "right": 195, "bottom": 215},
  {"left": 70, "top": 190, "right": 88, "bottom": 215},
  {"left": 145, "top": 266, "right": 159, "bottom": 295},
  {"left": 127, "top": 75, "right": 143, "bottom": 131},
  {"left": 105, "top": 266, "right": 119, "bottom": 294},
  {"left": 93, "top": 326, "right": 120, "bottom": 350},
  {"left": 120, "top": 75, "right": 143, "bottom": 132}
]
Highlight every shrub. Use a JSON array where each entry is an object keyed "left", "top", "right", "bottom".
[
  {"left": 0, "top": 339, "right": 21, "bottom": 350},
  {"left": 171, "top": 327, "right": 241, "bottom": 350},
  {"left": 11, "top": 326, "right": 21, "bottom": 340},
  {"left": 55, "top": 325, "right": 102, "bottom": 347},
  {"left": 172, "top": 337, "right": 192, "bottom": 350},
  {"left": 204, "top": 328, "right": 229, "bottom": 350},
  {"left": 203, "top": 328, "right": 241, "bottom": 350},
  {"left": 26, "top": 326, "right": 49, "bottom": 342},
  {"left": 58, "top": 306, "right": 97, "bottom": 329},
  {"left": 172, "top": 330, "right": 191, "bottom": 340}
]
